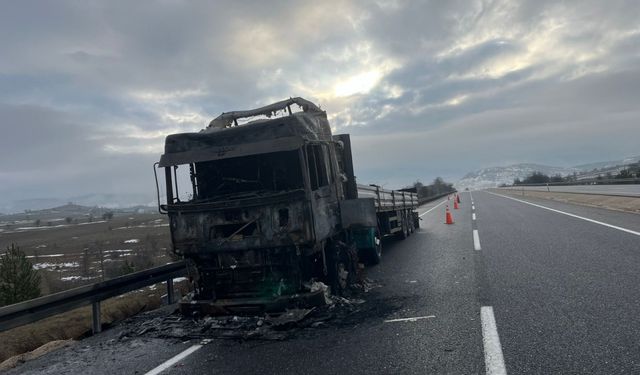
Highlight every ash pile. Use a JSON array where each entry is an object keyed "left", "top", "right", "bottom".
[{"left": 119, "top": 279, "right": 380, "bottom": 342}]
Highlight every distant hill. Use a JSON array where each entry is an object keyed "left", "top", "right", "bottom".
[
  {"left": 0, "top": 201, "right": 157, "bottom": 222},
  {"left": 456, "top": 155, "right": 640, "bottom": 190},
  {"left": 455, "top": 163, "right": 578, "bottom": 190},
  {"left": 0, "top": 193, "right": 156, "bottom": 214}
]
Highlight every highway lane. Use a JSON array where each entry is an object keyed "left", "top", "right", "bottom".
[
  {"left": 499, "top": 184, "right": 640, "bottom": 197},
  {"left": 476, "top": 191, "right": 640, "bottom": 374},
  {"left": 8, "top": 192, "right": 640, "bottom": 374}
]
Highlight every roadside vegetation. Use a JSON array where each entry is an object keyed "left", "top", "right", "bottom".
[
  {"left": 411, "top": 177, "right": 456, "bottom": 200},
  {"left": 0, "top": 244, "right": 41, "bottom": 306},
  {"left": 507, "top": 163, "right": 640, "bottom": 186}
]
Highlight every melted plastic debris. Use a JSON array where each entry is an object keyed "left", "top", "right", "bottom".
[{"left": 117, "top": 279, "right": 385, "bottom": 343}]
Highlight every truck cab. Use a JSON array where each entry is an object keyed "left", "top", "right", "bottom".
[{"left": 156, "top": 98, "right": 349, "bottom": 306}]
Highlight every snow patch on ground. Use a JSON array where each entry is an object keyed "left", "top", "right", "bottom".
[
  {"left": 32, "top": 262, "right": 80, "bottom": 270},
  {"left": 61, "top": 276, "right": 98, "bottom": 281}
]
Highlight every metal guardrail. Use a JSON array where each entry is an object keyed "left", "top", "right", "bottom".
[
  {"left": 0, "top": 261, "right": 187, "bottom": 334},
  {"left": 511, "top": 178, "right": 640, "bottom": 187},
  {"left": 418, "top": 191, "right": 456, "bottom": 205}
]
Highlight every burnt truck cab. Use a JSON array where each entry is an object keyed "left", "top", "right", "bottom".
[{"left": 156, "top": 98, "right": 356, "bottom": 306}]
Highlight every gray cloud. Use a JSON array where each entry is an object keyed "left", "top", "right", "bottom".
[{"left": 1, "top": 0, "right": 639, "bottom": 209}]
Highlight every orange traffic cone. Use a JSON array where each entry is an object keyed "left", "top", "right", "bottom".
[
  {"left": 454, "top": 199, "right": 459, "bottom": 210},
  {"left": 445, "top": 205, "right": 454, "bottom": 224}
]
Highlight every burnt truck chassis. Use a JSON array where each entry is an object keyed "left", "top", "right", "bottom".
[{"left": 155, "top": 98, "right": 418, "bottom": 315}]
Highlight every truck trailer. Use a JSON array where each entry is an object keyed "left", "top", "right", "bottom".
[{"left": 155, "top": 97, "right": 418, "bottom": 313}]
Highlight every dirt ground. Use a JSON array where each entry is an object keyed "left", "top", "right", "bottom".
[{"left": 490, "top": 188, "right": 640, "bottom": 214}]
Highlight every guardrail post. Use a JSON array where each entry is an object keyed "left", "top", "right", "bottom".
[
  {"left": 91, "top": 301, "right": 101, "bottom": 334},
  {"left": 167, "top": 278, "right": 175, "bottom": 305}
]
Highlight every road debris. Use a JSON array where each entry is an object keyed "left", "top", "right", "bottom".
[{"left": 116, "top": 280, "right": 389, "bottom": 343}]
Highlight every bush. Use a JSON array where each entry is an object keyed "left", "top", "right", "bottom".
[{"left": 0, "top": 244, "right": 41, "bottom": 306}]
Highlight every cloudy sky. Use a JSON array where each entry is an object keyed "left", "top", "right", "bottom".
[{"left": 1, "top": 0, "right": 639, "bottom": 209}]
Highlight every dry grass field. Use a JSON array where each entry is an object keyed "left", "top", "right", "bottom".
[{"left": 0, "top": 208, "right": 174, "bottom": 294}]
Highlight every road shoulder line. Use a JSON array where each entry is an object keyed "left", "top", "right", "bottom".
[
  {"left": 486, "top": 191, "right": 640, "bottom": 237},
  {"left": 419, "top": 199, "right": 447, "bottom": 217}
]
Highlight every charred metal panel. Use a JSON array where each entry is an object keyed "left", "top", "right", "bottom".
[
  {"left": 159, "top": 136, "right": 303, "bottom": 167},
  {"left": 169, "top": 198, "right": 311, "bottom": 255},
  {"left": 340, "top": 198, "right": 377, "bottom": 229},
  {"left": 333, "top": 134, "right": 358, "bottom": 200}
]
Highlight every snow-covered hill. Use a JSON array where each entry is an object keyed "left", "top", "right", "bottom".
[
  {"left": 455, "top": 164, "right": 577, "bottom": 191},
  {"left": 456, "top": 156, "right": 640, "bottom": 190}
]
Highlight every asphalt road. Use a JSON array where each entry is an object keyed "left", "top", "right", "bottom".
[
  {"left": 7, "top": 191, "right": 640, "bottom": 374},
  {"left": 499, "top": 184, "right": 640, "bottom": 197}
]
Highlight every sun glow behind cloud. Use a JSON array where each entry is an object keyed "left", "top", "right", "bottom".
[{"left": 334, "top": 70, "right": 384, "bottom": 97}]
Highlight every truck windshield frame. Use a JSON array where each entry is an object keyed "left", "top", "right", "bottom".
[{"left": 164, "top": 149, "right": 306, "bottom": 205}]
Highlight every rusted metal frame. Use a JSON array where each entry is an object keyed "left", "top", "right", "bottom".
[
  {"left": 189, "top": 163, "right": 198, "bottom": 200},
  {"left": 159, "top": 136, "right": 304, "bottom": 167},
  {"left": 153, "top": 162, "right": 167, "bottom": 214},
  {"left": 208, "top": 97, "right": 323, "bottom": 129},
  {"left": 173, "top": 166, "right": 180, "bottom": 202},
  {"left": 299, "top": 146, "right": 317, "bottom": 244},
  {"left": 325, "top": 144, "right": 343, "bottom": 202},
  {"left": 217, "top": 216, "right": 261, "bottom": 246},
  {"left": 165, "top": 190, "right": 305, "bottom": 212},
  {"left": 165, "top": 167, "right": 174, "bottom": 204}
]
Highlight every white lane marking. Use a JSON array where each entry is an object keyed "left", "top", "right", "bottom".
[
  {"left": 472, "top": 205, "right": 475, "bottom": 210},
  {"left": 473, "top": 229, "right": 482, "bottom": 250},
  {"left": 481, "top": 306, "right": 507, "bottom": 375},
  {"left": 472, "top": 213, "right": 477, "bottom": 221},
  {"left": 384, "top": 315, "right": 435, "bottom": 323},
  {"left": 487, "top": 191, "right": 640, "bottom": 237},
  {"left": 145, "top": 344, "right": 203, "bottom": 375},
  {"left": 469, "top": 190, "right": 474, "bottom": 202},
  {"left": 419, "top": 199, "right": 447, "bottom": 217}
]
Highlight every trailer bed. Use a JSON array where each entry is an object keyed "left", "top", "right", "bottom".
[{"left": 356, "top": 184, "right": 418, "bottom": 212}]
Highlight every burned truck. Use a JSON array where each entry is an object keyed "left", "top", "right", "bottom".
[{"left": 155, "top": 98, "right": 418, "bottom": 312}]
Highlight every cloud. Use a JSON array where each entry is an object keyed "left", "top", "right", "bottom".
[{"left": 0, "top": 0, "right": 639, "bottom": 209}]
